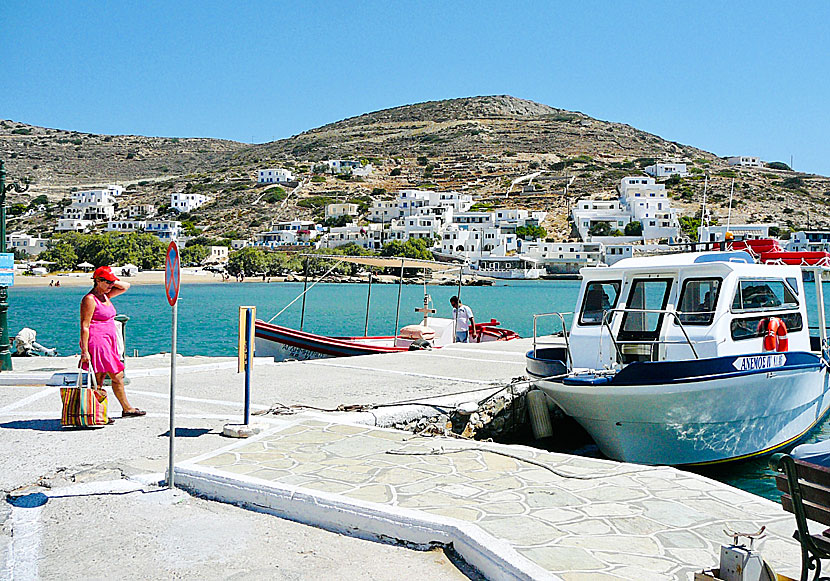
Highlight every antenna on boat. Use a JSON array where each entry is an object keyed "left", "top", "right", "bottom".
[{"left": 725, "top": 178, "right": 735, "bottom": 233}]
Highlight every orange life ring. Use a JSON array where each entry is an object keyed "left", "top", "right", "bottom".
[{"left": 763, "top": 317, "right": 788, "bottom": 352}]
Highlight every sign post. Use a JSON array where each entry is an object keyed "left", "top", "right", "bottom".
[
  {"left": 223, "top": 306, "right": 259, "bottom": 438},
  {"left": 165, "top": 241, "right": 180, "bottom": 488}
]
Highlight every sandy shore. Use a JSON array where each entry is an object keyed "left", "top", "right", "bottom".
[
  {"left": 12, "top": 269, "right": 233, "bottom": 287},
  {"left": 13, "top": 269, "right": 487, "bottom": 288}
]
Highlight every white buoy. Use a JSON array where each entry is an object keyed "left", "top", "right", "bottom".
[{"left": 527, "top": 390, "right": 554, "bottom": 440}]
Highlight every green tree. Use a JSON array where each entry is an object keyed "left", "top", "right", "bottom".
[
  {"left": 679, "top": 215, "right": 701, "bottom": 240},
  {"left": 588, "top": 222, "right": 612, "bottom": 237},
  {"left": 624, "top": 221, "right": 643, "bottom": 236},
  {"left": 181, "top": 244, "right": 209, "bottom": 266},
  {"left": 39, "top": 241, "right": 78, "bottom": 272},
  {"left": 515, "top": 225, "right": 547, "bottom": 240},
  {"left": 227, "top": 247, "right": 267, "bottom": 276},
  {"left": 380, "top": 238, "right": 433, "bottom": 260}
]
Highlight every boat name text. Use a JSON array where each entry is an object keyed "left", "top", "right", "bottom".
[{"left": 732, "top": 354, "right": 786, "bottom": 372}]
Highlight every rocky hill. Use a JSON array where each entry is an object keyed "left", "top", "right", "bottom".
[{"left": 3, "top": 96, "right": 829, "bottom": 241}]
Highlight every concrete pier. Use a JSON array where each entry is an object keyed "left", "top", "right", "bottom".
[{"left": 0, "top": 344, "right": 809, "bottom": 579}]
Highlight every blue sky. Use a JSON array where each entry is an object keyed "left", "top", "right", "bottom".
[{"left": 3, "top": 1, "right": 829, "bottom": 174}]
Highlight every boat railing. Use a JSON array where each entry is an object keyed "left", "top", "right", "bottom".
[
  {"left": 600, "top": 308, "right": 700, "bottom": 362},
  {"left": 532, "top": 312, "right": 573, "bottom": 372}
]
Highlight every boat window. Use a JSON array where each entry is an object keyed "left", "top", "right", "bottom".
[
  {"left": 786, "top": 277, "right": 799, "bottom": 295},
  {"left": 619, "top": 278, "right": 673, "bottom": 339},
  {"left": 731, "top": 312, "right": 803, "bottom": 341},
  {"left": 578, "top": 281, "right": 621, "bottom": 325},
  {"left": 731, "top": 280, "right": 798, "bottom": 312},
  {"left": 677, "top": 278, "right": 721, "bottom": 325}
]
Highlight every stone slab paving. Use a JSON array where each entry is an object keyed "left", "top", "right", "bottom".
[{"left": 175, "top": 416, "right": 803, "bottom": 580}]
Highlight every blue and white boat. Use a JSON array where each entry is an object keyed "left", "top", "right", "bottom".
[{"left": 527, "top": 250, "right": 830, "bottom": 465}]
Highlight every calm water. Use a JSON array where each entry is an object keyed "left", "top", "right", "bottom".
[{"left": 11, "top": 278, "right": 830, "bottom": 501}]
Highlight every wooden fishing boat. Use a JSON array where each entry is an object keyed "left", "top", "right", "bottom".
[{"left": 254, "top": 255, "right": 519, "bottom": 361}]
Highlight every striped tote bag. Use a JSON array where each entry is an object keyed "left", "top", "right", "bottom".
[{"left": 60, "top": 370, "right": 108, "bottom": 428}]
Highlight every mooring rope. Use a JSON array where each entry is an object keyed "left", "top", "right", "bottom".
[{"left": 266, "top": 259, "right": 345, "bottom": 323}]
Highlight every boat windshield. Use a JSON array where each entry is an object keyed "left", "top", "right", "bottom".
[{"left": 579, "top": 281, "right": 621, "bottom": 325}]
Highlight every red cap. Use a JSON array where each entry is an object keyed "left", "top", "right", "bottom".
[{"left": 92, "top": 266, "right": 119, "bottom": 282}]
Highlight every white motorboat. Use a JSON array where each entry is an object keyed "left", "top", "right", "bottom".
[{"left": 527, "top": 250, "right": 830, "bottom": 465}]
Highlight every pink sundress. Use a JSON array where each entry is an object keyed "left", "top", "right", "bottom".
[{"left": 84, "top": 293, "right": 124, "bottom": 374}]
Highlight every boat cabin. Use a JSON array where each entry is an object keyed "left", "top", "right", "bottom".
[{"left": 568, "top": 251, "right": 813, "bottom": 370}]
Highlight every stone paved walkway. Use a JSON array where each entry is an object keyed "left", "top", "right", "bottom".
[{"left": 176, "top": 417, "right": 803, "bottom": 580}]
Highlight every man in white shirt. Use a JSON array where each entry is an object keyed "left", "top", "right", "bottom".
[{"left": 450, "top": 296, "right": 476, "bottom": 343}]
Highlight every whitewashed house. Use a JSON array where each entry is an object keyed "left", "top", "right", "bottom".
[
  {"left": 6, "top": 232, "right": 50, "bottom": 256},
  {"left": 369, "top": 200, "right": 397, "bottom": 223},
  {"left": 439, "top": 225, "right": 518, "bottom": 262},
  {"left": 257, "top": 168, "right": 294, "bottom": 184},
  {"left": 325, "top": 160, "right": 373, "bottom": 177},
  {"left": 125, "top": 204, "right": 156, "bottom": 219},
  {"left": 520, "top": 241, "right": 603, "bottom": 274},
  {"left": 571, "top": 199, "right": 631, "bottom": 241},
  {"left": 602, "top": 243, "right": 635, "bottom": 265},
  {"left": 145, "top": 220, "right": 182, "bottom": 241},
  {"left": 787, "top": 231, "right": 830, "bottom": 252},
  {"left": 254, "top": 220, "right": 319, "bottom": 248},
  {"left": 61, "top": 188, "right": 118, "bottom": 222},
  {"left": 171, "top": 192, "right": 209, "bottom": 213},
  {"left": 56, "top": 218, "right": 94, "bottom": 232},
  {"left": 618, "top": 178, "right": 680, "bottom": 241},
  {"left": 727, "top": 156, "right": 762, "bottom": 167},
  {"left": 106, "top": 220, "right": 147, "bottom": 233},
  {"left": 204, "top": 246, "right": 229, "bottom": 264},
  {"left": 321, "top": 223, "right": 383, "bottom": 250},
  {"left": 644, "top": 163, "right": 688, "bottom": 178},
  {"left": 697, "top": 224, "right": 774, "bottom": 243},
  {"left": 231, "top": 239, "right": 251, "bottom": 250},
  {"left": 325, "top": 203, "right": 360, "bottom": 220}
]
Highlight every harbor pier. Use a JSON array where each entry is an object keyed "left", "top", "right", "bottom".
[{"left": 0, "top": 344, "right": 809, "bottom": 579}]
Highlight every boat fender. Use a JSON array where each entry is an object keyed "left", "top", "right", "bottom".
[
  {"left": 408, "top": 339, "right": 432, "bottom": 351},
  {"left": 762, "top": 317, "right": 788, "bottom": 352}
]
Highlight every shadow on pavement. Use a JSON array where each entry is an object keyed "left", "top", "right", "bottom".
[{"left": 0, "top": 419, "right": 64, "bottom": 431}]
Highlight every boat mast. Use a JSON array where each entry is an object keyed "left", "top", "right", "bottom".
[
  {"left": 364, "top": 272, "right": 373, "bottom": 336},
  {"left": 698, "top": 172, "right": 708, "bottom": 244},
  {"left": 393, "top": 259, "right": 404, "bottom": 340},
  {"left": 300, "top": 257, "right": 309, "bottom": 331},
  {"left": 725, "top": 178, "right": 734, "bottom": 233}
]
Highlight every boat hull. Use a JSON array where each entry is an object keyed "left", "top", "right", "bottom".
[
  {"left": 255, "top": 319, "right": 519, "bottom": 362},
  {"left": 534, "top": 352, "right": 830, "bottom": 465}
]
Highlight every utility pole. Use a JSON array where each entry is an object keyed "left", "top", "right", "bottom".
[{"left": 0, "top": 161, "right": 30, "bottom": 370}]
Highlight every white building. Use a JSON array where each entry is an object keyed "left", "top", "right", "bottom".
[
  {"left": 571, "top": 176, "right": 680, "bottom": 242},
  {"left": 321, "top": 223, "right": 383, "bottom": 250},
  {"left": 204, "top": 246, "right": 229, "bottom": 264},
  {"left": 257, "top": 168, "right": 294, "bottom": 184},
  {"left": 727, "top": 156, "right": 762, "bottom": 168},
  {"left": 644, "top": 163, "right": 688, "bottom": 178},
  {"left": 439, "top": 225, "right": 518, "bottom": 261},
  {"left": 325, "top": 203, "right": 360, "bottom": 220},
  {"left": 231, "top": 239, "right": 251, "bottom": 250},
  {"left": 62, "top": 188, "right": 118, "bottom": 222},
  {"left": 602, "top": 243, "right": 635, "bottom": 265},
  {"left": 6, "top": 232, "right": 50, "bottom": 256},
  {"left": 697, "top": 224, "right": 774, "bottom": 243},
  {"left": 787, "top": 231, "right": 830, "bottom": 252},
  {"left": 571, "top": 199, "right": 631, "bottom": 241},
  {"left": 106, "top": 220, "right": 147, "bottom": 233},
  {"left": 125, "top": 204, "right": 156, "bottom": 219},
  {"left": 255, "top": 220, "right": 319, "bottom": 248},
  {"left": 325, "top": 160, "right": 373, "bottom": 177},
  {"left": 369, "top": 200, "right": 397, "bottom": 223},
  {"left": 520, "top": 241, "right": 603, "bottom": 273},
  {"left": 56, "top": 218, "right": 95, "bottom": 232},
  {"left": 171, "top": 192, "right": 209, "bottom": 213},
  {"left": 145, "top": 220, "right": 182, "bottom": 241}
]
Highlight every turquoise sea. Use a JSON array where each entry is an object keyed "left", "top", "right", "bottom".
[{"left": 11, "top": 278, "right": 830, "bottom": 501}]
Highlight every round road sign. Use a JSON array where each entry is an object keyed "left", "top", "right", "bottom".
[{"left": 165, "top": 241, "right": 181, "bottom": 306}]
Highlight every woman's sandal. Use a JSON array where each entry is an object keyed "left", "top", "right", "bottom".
[
  {"left": 107, "top": 418, "right": 115, "bottom": 425},
  {"left": 121, "top": 409, "right": 146, "bottom": 418}
]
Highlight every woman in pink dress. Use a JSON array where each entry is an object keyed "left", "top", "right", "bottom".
[{"left": 80, "top": 266, "right": 145, "bottom": 418}]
